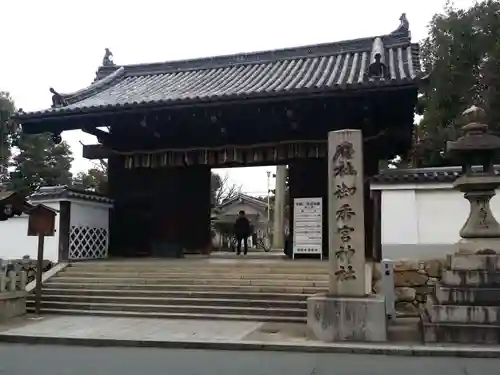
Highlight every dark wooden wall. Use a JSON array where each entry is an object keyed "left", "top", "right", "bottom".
[
  {"left": 108, "top": 155, "right": 211, "bottom": 256},
  {"left": 100, "top": 89, "right": 418, "bottom": 258}
]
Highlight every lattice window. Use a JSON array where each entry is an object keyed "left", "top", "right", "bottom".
[{"left": 69, "top": 226, "right": 108, "bottom": 260}]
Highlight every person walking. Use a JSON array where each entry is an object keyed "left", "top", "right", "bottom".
[{"left": 234, "top": 210, "right": 251, "bottom": 256}]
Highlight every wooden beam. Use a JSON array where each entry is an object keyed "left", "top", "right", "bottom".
[
  {"left": 82, "top": 126, "right": 111, "bottom": 144},
  {"left": 82, "top": 144, "right": 110, "bottom": 159}
]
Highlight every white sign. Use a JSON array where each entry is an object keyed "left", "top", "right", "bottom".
[{"left": 293, "top": 197, "right": 323, "bottom": 259}]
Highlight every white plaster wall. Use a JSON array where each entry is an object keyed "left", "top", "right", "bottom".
[
  {"left": 374, "top": 183, "right": 500, "bottom": 261},
  {"left": 70, "top": 201, "right": 110, "bottom": 229},
  {"left": 69, "top": 201, "right": 110, "bottom": 260},
  {"left": 381, "top": 190, "right": 418, "bottom": 245},
  {"left": 0, "top": 202, "right": 60, "bottom": 262},
  {"left": 415, "top": 190, "right": 471, "bottom": 245}
]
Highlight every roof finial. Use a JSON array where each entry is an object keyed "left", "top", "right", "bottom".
[
  {"left": 391, "top": 13, "right": 409, "bottom": 34},
  {"left": 102, "top": 48, "right": 115, "bottom": 66}
]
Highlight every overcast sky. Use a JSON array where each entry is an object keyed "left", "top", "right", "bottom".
[{"left": 1, "top": 0, "right": 474, "bottom": 195}]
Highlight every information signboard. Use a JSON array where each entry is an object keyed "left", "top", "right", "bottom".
[{"left": 292, "top": 197, "right": 323, "bottom": 260}]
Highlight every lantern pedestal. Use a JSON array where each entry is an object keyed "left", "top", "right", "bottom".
[{"left": 455, "top": 238, "right": 500, "bottom": 254}]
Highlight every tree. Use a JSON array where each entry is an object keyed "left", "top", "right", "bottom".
[
  {"left": 1, "top": 89, "right": 74, "bottom": 195},
  {"left": 9, "top": 132, "right": 74, "bottom": 195},
  {"left": 210, "top": 172, "right": 240, "bottom": 207},
  {"left": 415, "top": 0, "right": 500, "bottom": 167},
  {"left": 0, "top": 92, "right": 16, "bottom": 186},
  {"left": 72, "top": 159, "right": 108, "bottom": 194}
]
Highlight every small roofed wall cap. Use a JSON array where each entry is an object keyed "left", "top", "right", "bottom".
[
  {"left": 0, "top": 191, "right": 33, "bottom": 215},
  {"left": 446, "top": 105, "right": 500, "bottom": 176}
]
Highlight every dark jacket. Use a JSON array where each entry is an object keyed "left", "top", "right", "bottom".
[{"left": 234, "top": 216, "right": 251, "bottom": 237}]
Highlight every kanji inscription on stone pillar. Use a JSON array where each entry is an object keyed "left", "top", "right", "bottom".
[{"left": 328, "top": 129, "right": 366, "bottom": 296}]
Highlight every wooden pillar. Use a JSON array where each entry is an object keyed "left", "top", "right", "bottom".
[
  {"left": 363, "top": 144, "right": 379, "bottom": 261},
  {"left": 371, "top": 189, "right": 382, "bottom": 262},
  {"left": 57, "top": 201, "right": 71, "bottom": 261},
  {"left": 107, "top": 154, "right": 124, "bottom": 257},
  {"left": 177, "top": 165, "right": 211, "bottom": 252}
]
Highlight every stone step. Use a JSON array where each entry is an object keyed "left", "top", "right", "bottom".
[
  {"left": 65, "top": 265, "right": 328, "bottom": 274},
  {"left": 442, "top": 270, "right": 500, "bottom": 287},
  {"left": 68, "top": 260, "right": 326, "bottom": 265},
  {"left": 27, "top": 294, "right": 307, "bottom": 309},
  {"left": 68, "top": 259, "right": 326, "bottom": 266},
  {"left": 50, "top": 277, "right": 328, "bottom": 287},
  {"left": 25, "top": 300, "right": 306, "bottom": 317},
  {"left": 37, "top": 288, "right": 310, "bottom": 301},
  {"left": 43, "top": 282, "right": 325, "bottom": 294},
  {"left": 451, "top": 254, "right": 500, "bottom": 271},
  {"left": 24, "top": 307, "right": 305, "bottom": 323},
  {"left": 421, "top": 312, "right": 500, "bottom": 344},
  {"left": 60, "top": 271, "right": 329, "bottom": 281},
  {"left": 434, "top": 285, "right": 500, "bottom": 305},
  {"left": 425, "top": 298, "right": 500, "bottom": 324}
]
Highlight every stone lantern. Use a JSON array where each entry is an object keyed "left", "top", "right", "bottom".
[
  {"left": 446, "top": 105, "right": 500, "bottom": 249},
  {"left": 423, "top": 106, "right": 500, "bottom": 344}
]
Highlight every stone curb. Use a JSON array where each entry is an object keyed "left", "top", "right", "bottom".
[{"left": 0, "top": 334, "right": 499, "bottom": 358}]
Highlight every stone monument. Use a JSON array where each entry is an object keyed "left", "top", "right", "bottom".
[
  {"left": 422, "top": 106, "right": 500, "bottom": 343},
  {"left": 307, "top": 129, "right": 387, "bottom": 342}
]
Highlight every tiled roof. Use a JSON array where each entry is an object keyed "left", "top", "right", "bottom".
[
  {"left": 218, "top": 193, "right": 267, "bottom": 210},
  {"left": 16, "top": 27, "right": 420, "bottom": 120},
  {"left": 371, "top": 165, "right": 500, "bottom": 184},
  {"left": 29, "top": 185, "right": 113, "bottom": 204}
]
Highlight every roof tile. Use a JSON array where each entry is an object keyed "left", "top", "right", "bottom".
[
  {"left": 17, "top": 29, "right": 420, "bottom": 120},
  {"left": 371, "top": 166, "right": 500, "bottom": 184},
  {"left": 30, "top": 185, "right": 113, "bottom": 204}
]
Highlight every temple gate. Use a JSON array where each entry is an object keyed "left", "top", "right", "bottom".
[{"left": 12, "top": 14, "right": 420, "bottom": 260}]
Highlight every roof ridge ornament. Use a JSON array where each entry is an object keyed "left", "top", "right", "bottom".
[
  {"left": 49, "top": 88, "right": 68, "bottom": 108},
  {"left": 102, "top": 48, "right": 115, "bottom": 67},
  {"left": 391, "top": 13, "right": 410, "bottom": 34},
  {"left": 365, "top": 37, "right": 390, "bottom": 81}
]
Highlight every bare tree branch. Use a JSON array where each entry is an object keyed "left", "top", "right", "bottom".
[{"left": 212, "top": 173, "right": 241, "bottom": 206}]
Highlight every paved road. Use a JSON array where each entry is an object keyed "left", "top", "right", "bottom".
[{"left": 0, "top": 343, "right": 499, "bottom": 375}]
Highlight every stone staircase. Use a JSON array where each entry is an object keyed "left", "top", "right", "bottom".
[
  {"left": 27, "top": 258, "right": 329, "bottom": 322},
  {"left": 422, "top": 253, "right": 500, "bottom": 344}
]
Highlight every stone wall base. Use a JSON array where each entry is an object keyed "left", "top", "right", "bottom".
[
  {"left": 307, "top": 294, "right": 387, "bottom": 342},
  {"left": 0, "top": 291, "right": 26, "bottom": 321}
]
